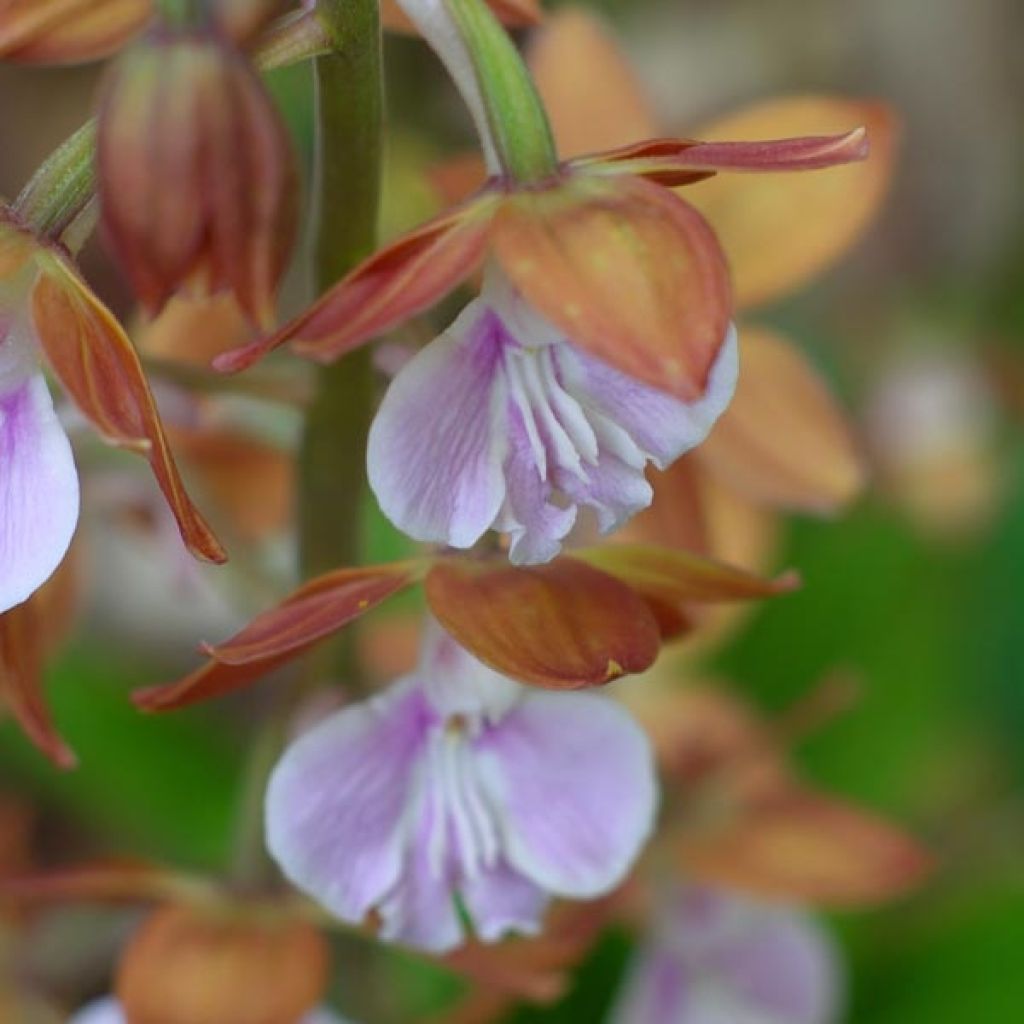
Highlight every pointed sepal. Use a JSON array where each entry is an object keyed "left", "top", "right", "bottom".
[{"left": 30, "top": 256, "right": 226, "bottom": 564}]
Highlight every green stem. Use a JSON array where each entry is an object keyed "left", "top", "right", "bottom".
[
  {"left": 446, "top": 0, "right": 557, "bottom": 182},
  {"left": 156, "top": 0, "right": 207, "bottom": 27},
  {"left": 298, "top": 0, "right": 382, "bottom": 680},
  {"left": 229, "top": 0, "right": 383, "bottom": 891}
]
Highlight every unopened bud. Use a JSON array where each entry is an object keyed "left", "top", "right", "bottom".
[
  {"left": 116, "top": 903, "right": 329, "bottom": 1024},
  {"left": 97, "top": 28, "right": 298, "bottom": 326}
]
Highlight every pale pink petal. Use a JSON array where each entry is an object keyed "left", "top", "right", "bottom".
[
  {"left": 367, "top": 301, "right": 509, "bottom": 549},
  {"left": 613, "top": 886, "right": 842, "bottom": 1024},
  {"left": 377, "top": 787, "right": 465, "bottom": 952},
  {"left": 709, "top": 903, "right": 840, "bottom": 1023},
  {"left": 265, "top": 679, "right": 432, "bottom": 926},
  {"left": 0, "top": 374, "right": 79, "bottom": 613},
  {"left": 555, "top": 323, "right": 740, "bottom": 468},
  {"left": 476, "top": 691, "right": 657, "bottom": 896},
  {"left": 461, "top": 859, "right": 550, "bottom": 943}
]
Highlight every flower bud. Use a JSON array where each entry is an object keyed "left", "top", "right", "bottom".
[
  {"left": 97, "top": 29, "right": 298, "bottom": 326},
  {"left": 115, "top": 903, "right": 329, "bottom": 1024}
]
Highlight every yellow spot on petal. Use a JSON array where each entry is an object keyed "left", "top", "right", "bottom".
[{"left": 605, "top": 659, "right": 624, "bottom": 680}]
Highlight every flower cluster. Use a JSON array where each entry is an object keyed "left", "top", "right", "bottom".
[{"left": 0, "top": 0, "right": 931, "bottom": 1020}]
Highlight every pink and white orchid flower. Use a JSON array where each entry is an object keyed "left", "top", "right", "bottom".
[
  {"left": 368, "top": 269, "right": 738, "bottom": 563},
  {"left": 265, "top": 620, "right": 657, "bottom": 953},
  {"left": 611, "top": 884, "right": 842, "bottom": 1024}
]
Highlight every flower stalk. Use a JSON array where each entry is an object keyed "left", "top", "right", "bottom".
[
  {"left": 13, "top": 120, "right": 97, "bottom": 240},
  {"left": 443, "top": 0, "right": 557, "bottom": 182},
  {"left": 299, "top": 0, "right": 383, "bottom": 677}
]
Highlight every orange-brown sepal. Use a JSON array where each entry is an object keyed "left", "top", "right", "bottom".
[
  {"left": 116, "top": 903, "right": 329, "bottom": 1024},
  {"left": 685, "top": 97, "right": 897, "bottom": 309},
  {"left": 134, "top": 562, "right": 420, "bottom": 711},
  {"left": 424, "top": 557, "right": 661, "bottom": 689},
  {"left": 678, "top": 788, "right": 933, "bottom": 907},
  {"left": 491, "top": 173, "right": 732, "bottom": 402},
  {"left": 697, "top": 326, "right": 865, "bottom": 512},
  {"left": 573, "top": 543, "right": 799, "bottom": 641},
  {"left": 30, "top": 255, "right": 226, "bottom": 564},
  {"left": 219, "top": 194, "right": 498, "bottom": 372},
  {"left": 584, "top": 126, "right": 870, "bottom": 181},
  {"left": 0, "top": 0, "right": 150, "bottom": 64},
  {"left": 97, "top": 30, "right": 298, "bottom": 326},
  {"left": 0, "top": 569, "right": 76, "bottom": 769}
]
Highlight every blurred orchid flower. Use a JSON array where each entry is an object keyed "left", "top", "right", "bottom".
[
  {"left": 610, "top": 884, "right": 842, "bottom": 1024},
  {"left": 0, "top": 209, "right": 224, "bottom": 617},
  {"left": 265, "top": 621, "right": 657, "bottom": 953},
  {"left": 368, "top": 267, "right": 738, "bottom": 562}
]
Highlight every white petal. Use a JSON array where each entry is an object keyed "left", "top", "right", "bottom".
[{"left": 0, "top": 374, "right": 79, "bottom": 613}]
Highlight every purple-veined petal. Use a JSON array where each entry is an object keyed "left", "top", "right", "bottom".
[
  {"left": 376, "top": 833, "right": 466, "bottom": 953},
  {"left": 461, "top": 859, "right": 550, "bottom": 943},
  {"left": 555, "top": 322, "right": 740, "bottom": 470},
  {"left": 498, "top": 400, "right": 578, "bottom": 564},
  {"left": 367, "top": 300, "right": 509, "bottom": 550},
  {"left": 0, "top": 374, "right": 79, "bottom": 613},
  {"left": 265, "top": 679, "right": 432, "bottom": 926},
  {"left": 476, "top": 690, "right": 657, "bottom": 897}
]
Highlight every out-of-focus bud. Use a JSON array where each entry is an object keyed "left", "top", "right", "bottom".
[
  {"left": 866, "top": 347, "right": 1001, "bottom": 538},
  {"left": 0, "top": 0, "right": 151, "bottom": 65},
  {"left": 115, "top": 903, "right": 329, "bottom": 1024},
  {"left": 97, "top": 28, "right": 298, "bottom": 326}
]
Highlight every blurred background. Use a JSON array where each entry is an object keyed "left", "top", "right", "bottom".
[{"left": 2, "top": 0, "right": 1023, "bottom": 1020}]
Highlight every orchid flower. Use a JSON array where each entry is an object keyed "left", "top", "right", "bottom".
[
  {"left": 611, "top": 884, "right": 841, "bottom": 1024},
  {"left": 68, "top": 997, "right": 351, "bottom": 1024},
  {"left": 368, "top": 268, "right": 738, "bottom": 562},
  {"left": 0, "top": 209, "right": 225, "bottom": 616},
  {"left": 265, "top": 621, "right": 657, "bottom": 953}
]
